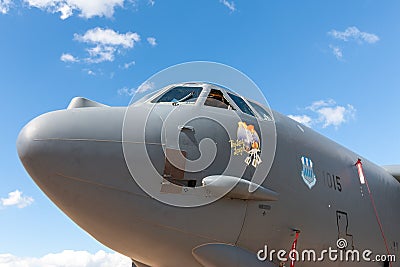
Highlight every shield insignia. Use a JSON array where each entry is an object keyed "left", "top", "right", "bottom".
[{"left": 301, "top": 156, "right": 316, "bottom": 189}]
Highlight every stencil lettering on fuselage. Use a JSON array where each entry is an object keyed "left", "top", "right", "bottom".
[{"left": 336, "top": 210, "right": 354, "bottom": 250}]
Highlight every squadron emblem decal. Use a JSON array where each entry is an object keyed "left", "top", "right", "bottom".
[
  {"left": 301, "top": 156, "right": 316, "bottom": 189},
  {"left": 230, "top": 122, "right": 262, "bottom": 168}
]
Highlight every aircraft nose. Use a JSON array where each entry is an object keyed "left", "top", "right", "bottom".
[
  {"left": 17, "top": 108, "right": 135, "bottom": 195},
  {"left": 17, "top": 121, "right": 31, "bottom": 162},
  {"left": 17, "top": 113, "right": 50, "bottom": 171},
  {"left": 17, "top": 111, "right": 64, "bottom": 183}
]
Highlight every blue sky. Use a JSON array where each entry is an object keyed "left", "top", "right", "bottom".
[{"left": 1, "top": 0, "right": 400, "bottom": 265}]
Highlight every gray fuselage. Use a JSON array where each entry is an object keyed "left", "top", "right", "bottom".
[{"left": 17, "top": 83, "right": 400, "bottom": 267}]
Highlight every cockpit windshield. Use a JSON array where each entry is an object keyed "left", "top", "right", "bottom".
[
  {"left": 248, "top": 101, "right": 273, "bottom": 121},
  {"left": 204, "top": 89, "right": 234, "bottom": 109},
  {"left": 227, "top": 92, "right": 255, "bottom": 117},
  {"left": 152, "top": 86, "right": 202, "bottom": 104}
]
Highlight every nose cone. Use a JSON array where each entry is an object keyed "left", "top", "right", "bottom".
[
  {"left": 17, "top": 112, "right": 57, "bottom": 178},
  {"left": 18, "top": 109, "right": 78, "bottom": 175},
  {"left": 17, "top": 110, "right": 85, "bottom": 196},
  {"left": 16, "top": 107, "right": 159, "bottom": 261},
  {"left": 16, "top": 107, "right": 144, "bottom": 212},
  {"left": 17, "top": 118, "right": 32, "bottom": 163},
  {"left": 17, "top": 108, "right": 132, "bottom": 193}
]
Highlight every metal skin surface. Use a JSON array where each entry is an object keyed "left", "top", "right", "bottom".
[{"left": 17, "top": 83, "right": 400, "bottom": 267}]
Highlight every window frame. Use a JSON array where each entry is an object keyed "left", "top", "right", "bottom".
[
  {"left": 247, "top": 100, "right": 274, "bottom": 121},
  {"left": 151, "top": 85, "right": 204, "bottom": 104},
  {"left": 225, "top": 92, "right": 256, "bottom": 117},
  {"left": 203, "top": 88, "right": 236, "bottom": 110}
]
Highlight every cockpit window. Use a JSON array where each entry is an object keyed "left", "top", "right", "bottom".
[
  {"left": 227, "top": 93, "right": 255, "bottom": 116},
  {"left": 204, "top": 89, "right": 234, "bottom": 110},
  {"left": 248, "top": 101, "right": 273, "bottom": 121},
  {"left": 152, "top": 86, "right": 202, "bottom": 103}
]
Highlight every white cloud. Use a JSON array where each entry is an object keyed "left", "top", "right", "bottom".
[
  {"left": 327, "top": 26, "right": 379, "bottom": 60},
  {"left": 328, "top": 26, "right": 379, "bottom": 44},
  {"left": 308, "top": 99, "right": 337, "bottom": 111},
  {"left": 308, "top": 99, "right": 356, "bottom": 128},
  {"left": 220, "top": 0, "right": 235, "bottom": 12},
  {"left": 148, "top": 0, "right": 154, "bottom": 6},
  {"left": 1, "top": 190, "right": 34, "bottom": 209},
  {"left": 0, "top": 0, "right": 12, "bottom": 14},
  {"left": 0, "top": 250, "right": 131, "bottom": 267},
  {"left": 60, "top": 53, "right": 79, "bottom": 63},
  {"left": 87, "top": 69, "right": 95, "bottom": 76},
  {"left": 73, "top": 28, "right": 140, "bottom": 64},
  {"left": 118, "top": 81, "right": 155, "bottom": 96},
  {"left": 136, "top": 81, "right": 155, "bottom": 93},
  {"left": 118, "top": 87, "right": 135, "bottom": 96},
  {"left": 288, "top": 115, "right": 312, "bottom": 127},
  {"left": 74, "top": 27, "right": 140, "bottom": 49},
  {"left": 146, "top": 37, "right": 157, "bottom": 47},
  {"left": 288, "top": 99, "right": 356, "bottom": 129},
  {"left": 24, "top": 0, "right": 125, "bottom": 19},
  {"left": 82, "top": 68, "right": 98, "bottom": 76},
  {"left": 329, "top": 45, "right": 343, "bottom": 60},
  {"left": 57, "top": 3, "right": 72, "bottom": 19},
  {"left": 122, "top": 60, "right": 135, "bottom": 69},
  {"left": 318, "top": 106, "right": 348, "bottom": 128},
  {"left": 86, "top": 45, "right": 116, "bottom": 63}
]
